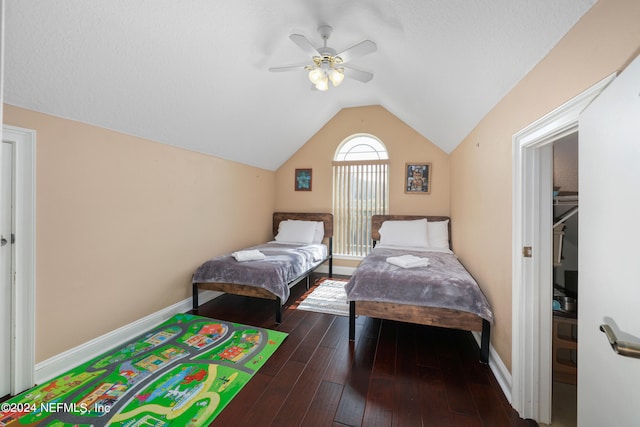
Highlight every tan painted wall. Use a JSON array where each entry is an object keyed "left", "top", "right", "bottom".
[
  {"left": 275, "top": 104, "right": 450, "bottom": 226},
  {"left": 3, "top": 105, "right": 276, "bottom": 362},
  {"left": 450, "top": 0, "right": 640, "bottom": 370}
]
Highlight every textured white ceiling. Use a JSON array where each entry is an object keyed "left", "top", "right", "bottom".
[{"left": 3, "top": 0, "right": 596, "bottom": 170}]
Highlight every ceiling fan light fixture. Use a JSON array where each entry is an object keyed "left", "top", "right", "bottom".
[
  {"left": 329, "top": 68, "right": 344, "bottom": 87},
  {"left": 315, "top": 76, "right": 329, "bottom": 91},
  {"left": 308, "top": 67, "right": 324, "bottom": 85},
  {"left": 271, "top": 25, "right": 376, "bottom": 91}
]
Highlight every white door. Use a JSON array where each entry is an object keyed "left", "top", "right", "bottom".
[
  {"left": 0, "top": 141, "right": 13, "bottom": 397},
  {"left": 578, "top": 54, "right": 640, "bottom": 426},
  {"left": 1, "top": 125, "right": 36, "bottom": 396}
]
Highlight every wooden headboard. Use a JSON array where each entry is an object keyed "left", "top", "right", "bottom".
[
  {"left": 371, "top": 214, "right": 451, "bottom": 246},
  {"left": 272, "top": 212, "right": 334, "bottom": 239}
]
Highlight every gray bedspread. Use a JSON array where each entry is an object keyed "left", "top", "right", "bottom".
[
  {"left": 345, "top": 247, "right": 493, "bottom": 322},
  {"left": 192, "top": 242, "right": 327, "bottom": 303}
]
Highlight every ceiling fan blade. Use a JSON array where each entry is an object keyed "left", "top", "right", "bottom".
[
  {"left": 336, "top": 40, "right": 377, "bottom": 63},
  {"left": 342, "top": 64, "right": 374, "bottom": 83},
  {"left": 289, "top": 33, "right": 320, "bottom": 57},
  {"left": 269, "top": 64, "right": 308, "bottom": 72}
]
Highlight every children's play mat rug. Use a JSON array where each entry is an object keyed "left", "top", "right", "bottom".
[{"left": 1, "top": 313, "right": 287, "bottom": 426}]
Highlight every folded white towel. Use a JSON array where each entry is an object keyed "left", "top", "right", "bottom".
[
  {"left": 386, "top": 254, "right": 430, "bottom": 269},
  {"left": 232, "top": 249, "right": 265, "bottom": 262}
]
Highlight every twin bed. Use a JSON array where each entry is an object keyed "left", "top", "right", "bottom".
[
  {"left": 345, "top": 215, "right": 493, "bottom": 363},
  {"left": 191, "top": 212, "right": 492, "bottom": 363},
  {"left": 192, "top": 212, "right": 333, "bottom": 323}
]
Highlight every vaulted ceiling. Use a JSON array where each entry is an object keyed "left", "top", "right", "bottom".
[{"left": 3, "top": 1, "right": 596, "bottom": 170}]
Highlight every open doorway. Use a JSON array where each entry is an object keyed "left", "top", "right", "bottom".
[
  {"left": 511, "top": 73, "right": 614, "bottom": 425},
  {"left": 550, "top": 133, "right": 578, "bottom": 427}
]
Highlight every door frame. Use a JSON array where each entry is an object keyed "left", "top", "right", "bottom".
[
  {"left": 2, "top": 125, "right": 36, "bottom": 394},
  {"left": 511, "top": 73, "right": 615, "bottom": 422}
]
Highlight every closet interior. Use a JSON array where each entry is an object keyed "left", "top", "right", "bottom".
[{"left": 551, "top": 134, "right": 578, "bottom": 426}]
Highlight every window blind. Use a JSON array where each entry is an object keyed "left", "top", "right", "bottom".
[{"left": 332, "top": 160, "right": 388, "bottom": 256}]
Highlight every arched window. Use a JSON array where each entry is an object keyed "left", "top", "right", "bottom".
[
  {"left": 334, "top": 135, "right": 389, "bottom": 161},
  {"left": 333, "top": 134, "right": 389, "bottom": 256}
]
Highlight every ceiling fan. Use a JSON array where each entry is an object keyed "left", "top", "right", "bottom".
[{"left": 269, "top": 25, "right": 376, "bottom": 91}]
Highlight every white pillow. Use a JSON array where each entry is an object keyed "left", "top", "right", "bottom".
[
  {"left": 378, "top": 219, "right": 429, "bottom": 248},
  {"left": 427, "top": 220, "right": 450, "bottom": 249},
  {"left": 313, "top": 221, "right": 325, "bottom": 244},
  {"left": 274, "top": 220, "right": 317, "bottom": 244}
]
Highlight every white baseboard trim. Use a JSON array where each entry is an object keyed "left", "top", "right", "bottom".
[
  {"left": 472, "top": 331, "right": 512, "bottom": 403},
  {"left": 35, "top": 264, "right": 354, "bottom": 385},
  {"left": 35, "top": 290, "right": 221, "bottom": 385},
  {"left": 35, "top": 281, "right": 512, "bottom": 410}
]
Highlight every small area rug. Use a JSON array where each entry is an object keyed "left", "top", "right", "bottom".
[
  {"left": 295, "top": 278, "right": 350, "bottom": 316},
  {"left": 1, "top": 313, "right": 287, "bottom": 426}
]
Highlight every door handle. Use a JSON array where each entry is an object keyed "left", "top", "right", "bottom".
[
  {"left": 600, "top": 324, "right": 640, "bottom": 359},
  {"left": 0, "top": 236, "right": 7, "bottom": 247}
]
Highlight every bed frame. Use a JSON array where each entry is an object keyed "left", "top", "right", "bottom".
[
  {"left": 192, "top": 212, "right": 333, "bottom": 323},
  {"left": 348, "top": 214, "right": 491, "bottom": 363}
]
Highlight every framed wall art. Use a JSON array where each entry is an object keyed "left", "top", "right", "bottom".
[
  {"left": 405, "top": 163, "right": 431, "bottom": 194},
  {"left": 294, "top": 168, "right": 312, "bottom": 191}
]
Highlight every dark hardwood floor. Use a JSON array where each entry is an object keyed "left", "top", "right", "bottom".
[{"left": 192, "top": 273, "right": 538, "bottom": 427}]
